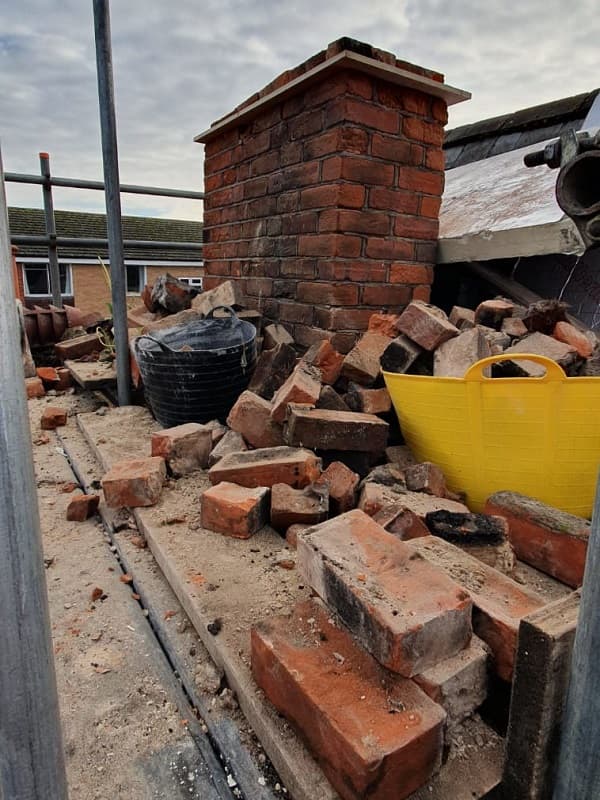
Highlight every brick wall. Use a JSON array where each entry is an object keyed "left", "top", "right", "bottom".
[{"left": 199, "top": 38, "right": 466, "bottom": 352}]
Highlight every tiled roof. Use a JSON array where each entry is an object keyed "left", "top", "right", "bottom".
[
  {"left": 444, "top": 89, "right": 599, "bottom": 169},
  {"left": 9, "top": 207, "right": 203, "bottom": 262}
]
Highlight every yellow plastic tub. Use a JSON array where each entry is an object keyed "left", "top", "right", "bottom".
[{"left": 383, "top": 353, "right": 600, "bottom": 517}]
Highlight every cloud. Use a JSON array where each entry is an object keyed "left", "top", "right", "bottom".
[{"left": 1, "top": 0, "right": 598, "bottom": 219}]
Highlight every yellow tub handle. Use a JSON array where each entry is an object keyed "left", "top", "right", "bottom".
[{"left": 463, "top": 353, "right": 568, "bottom": 382}]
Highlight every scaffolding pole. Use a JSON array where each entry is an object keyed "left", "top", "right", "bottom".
[
  {"left": 93, "top": 0, "right": 131, "bottom": 405},
  {"left": 39, "top": 152, "right": 63, "bottom": 307},
  {"left": 0, "top": 149, "right": 69, "bottom": 799}
]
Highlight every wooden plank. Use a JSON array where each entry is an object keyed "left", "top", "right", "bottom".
[
  {"left": 65, "top": 359, "right": 117, "bottom": 389},
  {"left": 77, "top": 406, "right": 504, "bottom": 800}
]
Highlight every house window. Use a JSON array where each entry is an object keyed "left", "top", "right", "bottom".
[
  {"left": 23, "top": 263, "right": 72, "bottom": 296},
  {"left": 178, "top": 276, "right": 203, "bottom": 290},
  {"left": 126, "top": 265, "right": 146, "bottom": 294}
]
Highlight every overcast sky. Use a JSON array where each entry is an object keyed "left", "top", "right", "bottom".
[{"left": 1, "top": 0, "right": 598, "bottom": 220}]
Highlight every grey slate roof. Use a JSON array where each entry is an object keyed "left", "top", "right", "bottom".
[
  {"left": 444, "top": 89, "right": 599, "bottom": 169},
  {"left": 9, "top": 207, "right": 203, "bottom": 262}
]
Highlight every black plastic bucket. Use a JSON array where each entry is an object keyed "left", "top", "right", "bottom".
[{"left": 134, "top": 306, "right": 257, "bottom": 426}]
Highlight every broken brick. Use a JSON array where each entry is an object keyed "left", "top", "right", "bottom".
[
  {"left": 247, "top": 343, "right": 296, "bottom": 399},
  {"left": 367, "top": 312, "right": 402, "bottom": 338},
  {"left": 270, "top": 483, "right": 328, "bottom": 531},
  {"left": 36, "top": 366, "right": 59, "bottom": 386},
  {"left": 485, "top": 491, "right": 590, "bottom": 588},
  {"left": 297, "top": 510, "right": 473, "bottom": 676},
  {"left": 433, "top": 328, "right": 491, "bottom": 378},
  {"left": 359, "top": 483, "right": 468, "bottom": 520},
  {"left": 414, "top": 636, "right": 490, "bottom": 730},
  {"left": 151, "top": 423, "right": 212, "bottom": 476},
  {"left": 54, "top": 333, "right": 102, "bottom": 361},
  {"left": 408, "top": 536, "right": 545, "bottom": 681},
  {"left": 66, "top": 493, "right": 100, "bottom": 522},
  {"left": 380, "top": 334, "right": 423, "bottom": 374},
  {"left": 396, "top": 301, "right": 459, "bottom": 351},
  {"left": 192, "top": 279, "right": 243, "bottom": 315},
  {"left": 101, "top": 457, "right": 166, "bottom": 508},
  {"left": 385, "top": 445, "right": 417, "bottom": 468},
  {"left": 449, "top": 306, "right": 475, "bottom": 329},
  {"left": 263, "top": 323, "right": 294, "bottom": 350},
  {"left": 25, "top": 377, "right": 45, "bottom": 399},
  {"left": 553, "top": 321, "right": 594, "bottom": 358},
  {"left": 252, "top": 600, "right": 445, "bottom": 800},
  {"left": 286, "top": 407, "right": 388, "bottom": 453},
  {"left": 208, "top": 446, "right": 321, "bottom": 489},
  {"left": 270, "top": 364, "right": 322, "bottom": 424},
  {"left": 404, "top": 462, "right": 447, "bottom": 498},
  {"left": 501, "top": 333, "right": 578, "bottom": 376},
  {"left": 41, "top": 406, "right": 67, "bottom": 430},
  {"left": 208, "top": 430, "right": 247, "bottom": 467},
  {"left": 300, "top": 339, "right": 344, "bottom": 385},
  {"left": 345, "top": 385, "right": 391, "bottom": 415},
  {"left": 316, "top": 385, "right": 351, "bottom": 412},
  {"left": 375, "top": 507, "right": 431, "bottom": 540},
  {"left": 55, "top": 367, "right": 72, "bottom": 390},
  {"left": 317, "top": 461, "right": 359, "bottom": 515},
  {"left": 227, "top": 390, "right": 285, "bottom": 448},
  {"left": 341, "top": 332, "right": 390, "bottom": 386},
  {"left": 474, "top": 299, "right": 514, "bottom": 330},
  {"left": 285, "top": 523, "right": 310, "bottom": 549},
  {"left": 201, "top": 482, "right": 269, "bottom": 539},
  {"left": 501, "top": 317, "right": 528, "bottom": 339},
  {"left": 203, "top": 419, "right": 228, "bottom": 446}
]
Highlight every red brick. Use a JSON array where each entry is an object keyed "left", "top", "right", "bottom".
[
  {"left": 317, "top": 261, "right": 388, "bottom": 283},
  {"left": 280, "top": 259, "right": 317, "bottom": 279},
  {"left": 208, "top": 446, "right": 322, "bottom": 489},
  {"left": 341, "top": 332, "right": 390, "bottom": 385},
  {"left": 432, "top": 98, "right": 448, "bottom": 123},
  {"left": 501, "top": 317, "right": 528, "bottom": 338},
  {"left": 409, "top": 536, "right": 545, "bottom": 681},
  {"left": 358, "top": 483, "right": 468, "bottom": 520},
  {"left": 337, "top": 183, "right": 366, "bottom": 208},
  {"left": 414, "top": 636, "right": 490, "bottom": 729},
  {"left": 102, "top": 457, "right": 166, "bottom": 508},
  {"left": 323, "top": 155, "right": 394, "bottom": 185},
  {"left": 553, "top": 321, "right": 594, "bottom": 358},
  {"left": 370, "top": 133, "right": 413, "bottom": 163},
  {"left": 425, "top": 149, "right": 445, "bottom": 171},
  {"left": 66, "top": 493, "right": 100, "bottom": 522},
  {"left": 300, "top": 339, "right": 344, "bottom": 384},
  {"left": 405, "top": 462, "right": 447, "bottom": 498},
  {"left": 347, "top": 385, "right": 392, "bottom": 415},
  {"left": 316, "top": 306, "right": 378, "bottom": 333},
  {"left": 292, "top": 325, "right": 332, "bottom": 349},
  {"left": 398, "top": 168, "right": 444, "bottom": 197},
  {"left": 247, "top": 343, "right": 296, "bottom": 399},
  {"left": 376, "top": 507, "right": 431, "bottom": 540},
  {"left": 201, "top": 482, "right": 269, "bottom": 539},
  {"left": 390, "top": 264, "right": 433, "bottom": 285},
  {"left": 278, "top": 301, "right": 314, "bottom": 325},
  {"left": 368, "top": 187, "right": 419, "bottom": 214},
  {"left": 297, "top": 511, "right": 472, "bottom": 676},
  {"left": 361, "top": 284, "right": 411, "bottom": 307},
  {"left": 252, "top": 599, "right": 445, "bottom": 800},
  {"left": 394, "top": 215, "right": 439, "bottom": 240},
  {"left": 151, "top": 423, "right": 212, "bottom": 477},
  {"left": 420, "top": 195, "right": 442, "bottom": 218},
  {"left": 319, "top": 209, "right": 390, "bottom": 236},
  {"left": 298, "top": 233, "right": 362, "bottom": 258},
  {"left": 208, "top": 430, "right": 247, "bottom": 467},
  {"left": 474, "top": 299, "right": 515, "bottom": 329},
  {"left": 412, "top": 285, "right": 431, "bottom": 303},
  {"left": 285, "top": 523, "right": 311, "bottom": 549},
  {"left": 287, "top": 406, "right": 388, "bottom": 453},
  {"left": 36, "top": 366, "right": 59, "bottom": 385},
  {"left": 54, "top": 333, "right": 102, "bottom": 361},
  {"left": 397, "top": 301, "right": 459, "bottom": 350},
  {"left": 25, "top": 377, "right": 45, "bottom": 398},
  {"left": 271, "top": 364, "right": 322, "bottom": 423},
  {"left": 449, "top": 306, "right": 476, "bottom": 329},
  {"left": 300, "top": 184, "right": 339, "bottom": 209},
  {"left": 365, "top": 238, "right": 415, "bottom": 261},
  {"left": 40, "top": 406, "right": 67, "bottom": 430},
  {"left": 502, "top": 333, "right": 578, "bottom": 376},
  {"left": 402, "top": 117, "right": 444, "bottom": 146},
  {"left": 270, "top": 483, "right": 329, "bottom": 530},
  {"left": 288, "top": 109, "right": 324, "bottom": 140},
  {"left": 485, "top": 491, "right": 590, "bottom": 588},
  {"left": 227, "top": 391, "right": 285, "bottom": 448},
  {"left": 296, "top": 281, "right": 359, "bottom": 306},
  {"left": 317, "top": 461, "right": 359, "bottom": 514},
  {"left": 368, "top": 313, "right": 402, "bottom": 338}
]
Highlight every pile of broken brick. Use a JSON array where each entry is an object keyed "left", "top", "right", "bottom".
[{"left": 46, "top": 291, "right": 593, "bottom": 800}]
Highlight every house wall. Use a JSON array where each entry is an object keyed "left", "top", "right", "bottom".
[{"left": 199, "top": 40, "right": 449, "bottom": 352}]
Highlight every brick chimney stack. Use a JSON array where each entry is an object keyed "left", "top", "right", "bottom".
[{"left": 196, "top": 37, "right": 469, "bottom": 352}]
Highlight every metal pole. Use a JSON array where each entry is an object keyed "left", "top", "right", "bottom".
[
  {"left": 39, "top": 152, "right": 62, "bottom": 308},
  {"left": 553, "top": 475, "right": 600, "bottom": 799},
  {"left": 0, "top": 149, "right": 69, "bottom": 799},
  {"left": 93, "top": 0, "right": 130, "bottom": 405},
  {"left": 5, "top": 171, "right": 204, "bottom": 199}
]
